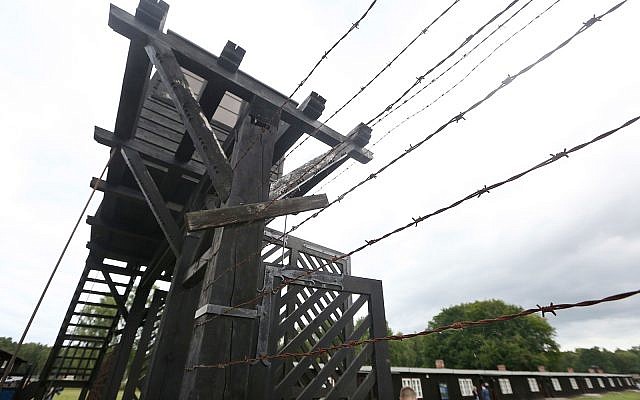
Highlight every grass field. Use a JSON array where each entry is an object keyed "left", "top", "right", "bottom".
[
  {"left": 53, "top": 388, "right": 639, "bottom": 400},
  {"left": 574, "top": 391, "right": 640, "bottom": 400},
  {"left": 56, "top": 388, "right": 123, "bottom": 399}
]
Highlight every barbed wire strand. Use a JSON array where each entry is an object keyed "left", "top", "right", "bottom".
[
  {"left": 0, "top": 152, "right": 115, "bottom": 386},
  {"left": 312, "top": 0, "right": 564, "bottom": 195},
  {"left": 282, "top": 0, "right": 465, "bottom": 160},
  {"left": 198, "top": 0, "right": 625, "bottom": 298},
  {"left": 231, "top": 0, "right": 380, "bottom": 170},
  {"left": 372, "top": 0, "right": 563, "bottom": 146},
  {"left": 371, "top": 0, "right": 541, "bottom": 127},
  {"left": 257, "top": 0, "right": 528, "bottom": 209},
  {"left": 274, "top": 0, "right": 527, "bottom": 197},
  {"left": 289, "top": 0, "right": 379, "bottom": 100},
  {"left": 197, "top": 111, "right": 640, "bottom": 329},
  {"left": 287, "top": 0, "right": 620, "bottom": 235},
  {"left": 189, "top": 288, "right": 640, "bottom": 369},
  {"left": 365, "top": 0, "right": 524, "bottom": 126}
]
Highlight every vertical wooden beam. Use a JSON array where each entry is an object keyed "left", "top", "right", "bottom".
[
  {"left": 122, "top": 290, "right": 165, "bottom": 400},
  {"left": 114, "top": 1, "right": 169, "bottom": 141},
  {"left": 99, "top": 282, "right": 153, "bottom": 400},
  {"left": 145, "top": 41, "right": 233, "bottom": 201},
  {"left": 121, "top": 147, "right": 183, "bottom": 256},
  {"left": 180, "top": 97, "right": 280, "bottom": 400},
  {"left": 141, "top": 233, "right": 204, "bottom": 400},
  {"left": 369, "top": 280, "right": 394, "bottom": 399}
]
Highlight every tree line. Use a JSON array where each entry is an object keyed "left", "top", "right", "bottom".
[
  {"left": 2, "top": 299, "right": 638, "bottom": 375},
  {"left": 385, "top": 299, "right": 640, "bottom": 374}
]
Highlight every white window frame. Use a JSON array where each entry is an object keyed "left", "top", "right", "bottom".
[
  {"left": 585, "top": 378, "right": 593, "bottom": 389},
  {"left": 528, "top": 378, "right": 540, "bottom": 392},
  {"left": 499, "top": 378, "right": 513, "bottom": 394},
  {"left": 597, "top": 378, "right": 605, "bottom": 388},
  {"left": 412, "top": 378, "right": 424, "bottom": 399},
  {"left": 551, "top": 378, "right": 562, "bottom": 391},
  {"left": 458, "top": 378, "right": 474, "bottom": 397},
  {"left": 569, "top": 378, "right": 579, "bottom": 390},
  {"left": 402, "top": 377, "right": 423, "bottom": 399}
]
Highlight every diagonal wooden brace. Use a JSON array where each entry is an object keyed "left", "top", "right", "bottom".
[
  {"left": 121, "top": 147, "right": 183, "bottom": 256},
  {"left": 270, "top": 123, "right": 372, "bottom": 199},
  {"left": 184, "top": 194, "right": 328, "bottom": 232},
  {"left": 145, "top": 40, "right": 233, "bottom": 201}
]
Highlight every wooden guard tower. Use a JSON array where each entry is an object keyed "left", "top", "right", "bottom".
[{"left": 31, "top": 1, "right": 394, "bottom": 399}]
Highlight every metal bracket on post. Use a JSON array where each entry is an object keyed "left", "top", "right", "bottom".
[
  {"left": 255, "top": 265, "right": 277, "bottom": 363},
  {"left": 276, "top": 269, "right": 344, "bottom": 290}
]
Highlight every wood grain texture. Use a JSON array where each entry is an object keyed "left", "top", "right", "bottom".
[{"left": 185, "top": 194, "right": 328, "bottom": 231}]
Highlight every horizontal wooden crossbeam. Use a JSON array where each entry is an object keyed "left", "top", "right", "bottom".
[
  {"left": 145, "top": 40, "right": 233, "bottom": 200},
  {"left": 108, "top": 4, "right": 373, "bottom": 164},
  {"left": 90, "top": 177, "right": 183, "bottom": 213},
  {"left": 185, "top": 194, "right": 328, "bottom": 231}
]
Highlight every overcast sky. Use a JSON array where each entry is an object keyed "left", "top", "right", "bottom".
[{"left": 1, "top": 0, "right": 638, "bottom": 355}]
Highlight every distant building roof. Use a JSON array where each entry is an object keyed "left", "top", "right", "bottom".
[
  {"left": 0, "top": 348, "right": 27, "bottom": 365},
  {"left": 359, "top": 366, "right": 634, "bottom": 378}
]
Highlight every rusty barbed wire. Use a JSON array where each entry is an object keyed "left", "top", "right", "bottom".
[
  {"left": 312, "top": 0, "right": 564, "bottom": 195},
  {"left": 286, "top": 0, "right": 621, "bottom": 235},
  {"left": 187, "top": 288, "right": 640, "bottom": 369},
  {"left": 371, "top": 0, "right": 563, "bottom": 147},
  {"left": 231, "top": 0, "right": 380, "bottom": 170},
  {"left": 289, "top": 0, "right": 379, "bottom": 100},
  {"left": 371, "top": 0, "right": 548, "bottom": 127},
  {"left": 195, "top": 0, "right": 627, "bottom": 307},
  {"left": 257, "top": 0, "right": 530, "bottom": 198},
  {"left": 278, "top": 0, "right": 541, "bottom": 198},
  {"left": 365, "top": 0, "right": 524, "bottom": 126},
  {"left": 196, "top": 112, "right": 640, "bottom": 329},
  {"left": 0, "top": 151, "right": 116, "bottom": 386},
  {"left": 282, "top": 0, "right": 466, "bottom": 160}
]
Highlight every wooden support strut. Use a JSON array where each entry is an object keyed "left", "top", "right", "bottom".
[
  {"left": 185, "top": 194, "right": 328, "bottom": 231},
  {"left": 108, "top": 4, "right": 374, "bottom": 164},
  {"left": 270, "top": 123, "right": 372, "bottom": 200},
  {"left": 120, "top": 147, "right": 183, "bottom": 256},
  {"left": 145, "top": 41, "right": 233, "bottom": 201}
]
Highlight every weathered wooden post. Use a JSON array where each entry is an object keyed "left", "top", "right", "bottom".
[{"left": 179, "top": 97, "right": 281, "bottom": 399}]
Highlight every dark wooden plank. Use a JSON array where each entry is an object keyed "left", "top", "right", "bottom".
[
  {"left": 90, "top": 177, "right": 183, "bottom": 213},
  {"left": 185, "top": 194, "right": 327, "bottom": 231},
  {"left": 98, "top": 280, "right": 153, "bottom": 400},
  {"left": 174, "top": 78, "right": 228, "bottom": 162},
  {"left": 113, "top": 0, "right": 168, "bottom": 141},
  {"left": 272, "top": 91, "right": 325, "bottom": 163},
  {"left": 140, "top": 106, "right": 186, "bottom": 135},
  {"left": 86, "top": 215, "right": 161, "bottom": 246},
  {"left": 181, "top": 98, "right": 280, "bottom": 399},
  {"left": 135, "top": 126, "right": 181, "bottom": 152},
  {"left": 122, "top": 290, "right": 164, "bottom": 400},
  {"left": 138, "top": 114, "right": 184, "bottom": 143},
  {"left": 120, "top": 147, "right": 183, "bottom": 256},
  {"left": 143, "top": 97, "right": 184, "bottom": 126},
  {"left": 142, "top": 234, "right": 203, "bottom": 400},
  {"left": 368, "top": 279, "right": 394, "bottom": 400},
  {"left": 95, "top": 126, "right": 205, "bottom": 178},
  {"left": 145, "top": 41, "right": 232, "bottom": 200},
  {"left": 108, "top": 5, "right": 374, "bottom": 164},
  {"left": 270, "top": 123, "right": 371, "bottom": 200}
]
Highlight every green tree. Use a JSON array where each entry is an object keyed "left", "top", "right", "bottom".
[{"left": 398, "top": 299, "right": 560, "bottom": 370}]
